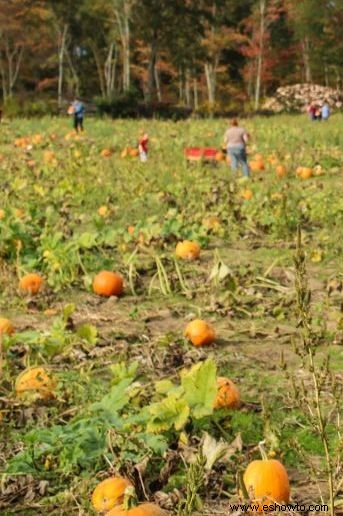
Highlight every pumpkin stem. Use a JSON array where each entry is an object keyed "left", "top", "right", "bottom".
[
  {"left": 237, "top": 471, "right": 249, "bottom": 501},
  {"left": 122, "top": 486, "right": 138, "bottom": 510},
  {"left": 258, "top": 440, "right": 268, "bottom": 461}
]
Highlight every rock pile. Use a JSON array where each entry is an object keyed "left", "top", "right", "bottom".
[{"left": 263, "top": 84, "right": 343, "bottom": 113}]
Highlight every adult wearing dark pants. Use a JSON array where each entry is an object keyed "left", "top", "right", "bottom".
[
  {"left": 224, "top": 118, "right": 250, "bottom": 178},
  {"left": 72, "top": 98, "right": 85, "bottom": 132}
]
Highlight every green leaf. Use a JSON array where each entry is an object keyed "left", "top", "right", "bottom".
[
  {"left": 62, "top": 303, "right": 76, "bottom": 321},
  {"left": 147, "top": 393, "right": 190, "bottom": 433},
  {"left": 77, "top": 323, "right": 98, "bottom": 346},
  {"left": 155, "top": 379, "right": 175, "bottom": 394},
  {"left": 77, "top": 232, "right": 98, "bottom": 249},
  {"left": 181, "top": 359, "right": 217, "bottom": 419}
]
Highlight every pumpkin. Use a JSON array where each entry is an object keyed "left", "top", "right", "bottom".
[
  {"left": 101, "top": 148, "right": 112, "bottom": 158},
  {"left": 129, "top": 148, "right": 139, "bottom": 157},
  {"left": 106, "top": 503, "right": 166, "bottom": 516},
  {"left": 184, "top": 319, "right": 215, "bottom": 346},
  {"left": 253, "top": 153, "right": 264, "bottom": 161},
  {"left": 67, "top": 105, "right": 75, "bottom": 115},
  {"left": 241, "top": 189, "right": 253, "bottom": 201},
  {"left": 214, "top": 377, "right": 240, "bottom": 409},
  {"left": 43, "top": 150, "right": 56, "bottom": 164},
  {"left": 93, "top": 271, "right": 124, "bottom": 297},
  {"left": 0, "top": 209, "right": 5, "bottom": 220},
  {"left": 175, "top": 240, "right": 200, "bottom": 260},
  {"left": 128, "top": 225, "right": 135, "bottom": 234},
  {"left": 31, "top": 134, "right": 43, "bottom": 145},
  {"left": 299, "top": 167, "right": 313, "bottom": 180},
  {"left": 215, "top": 151, "right": 226, "bottom": 162},
  {"left": 92, "top": 477, "right": 132, "bottom": 513},
  {"left": 19, "top": 273, "right": 43, "bottom": 295},
  {"left": 249, "top": 160, "right": 265, "bottom": 172},
  {"left": 275, "top": 165, "right": 287, "bottom": 178},
  {"left": 242, "top": 455, "right": 290, "bottom": 512},
  {"left": 0, "top": 317, "right": 14, "bottom": 336},
  {"left": 15, "top": 367, "right": 56, "bottom": 400},
  {"left": 98, "top": 205, "right": 109, "bottom": 217}
]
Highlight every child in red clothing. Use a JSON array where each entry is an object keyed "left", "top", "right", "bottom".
[{"left": 138, "top": 131, "right": 149, "bottom": 162}]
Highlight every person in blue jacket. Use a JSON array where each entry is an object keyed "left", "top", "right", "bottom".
[
  {"left": 71, "top": 98, "right": 85, "bottom": 132},
  {"left": 321, "top": 101, "right": 330, "bottom": 121}
]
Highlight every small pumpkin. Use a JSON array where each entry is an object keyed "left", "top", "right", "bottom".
[
  {"left": 19, "top": 273, "right": 43, "bottom": 295},
  {"left": 93, "top": 271, "right": 124, "bottom": 297},
  {"left": 106, "top": 503, "right": 166, "bottom": 516},
  {"left": 299, "top": 167, "right": 313, "bottom": 180},
  {"left": 98, "top": 205, "right": 109, "bottom": 217},
  {"left": 0, "top": 317, "right": 14, "bottom": 336},
  {"left": 215, "top": 151, "right": 226, "bottom": 162},
  {"left": 0, "top": 209, "right": 5, "bottom": 220},
  {"left": 101, "top": 148, "right": 112, "bottom": 158},
  {"left": 129, "top": 148, "right": 139, "bottom": 158},
  {"left": 184, "top": 319, "right": 215, "bottom": 346},
  {"left": 15, "top": 367, "right": 56, "bottom": 400},
  {"left": 242, "top": 449, "right": 290, "bottom": 512},
  {"left": 92, "top": 477, "right": 132, "bottom": 513},
  {"left": 241, "top": 189, "right": 253, "bottom": 201},
  {"left": 128, "top": 225, "right": 135, "bottom": 234},
  {"left": 43, "top": 150, "right": 56, "bottom": 164},
  {"left": 175, "top": 240, "right": 200, "bottom": 261},
  {"left": 275, "top": 165, "right": 287, "bottom": 178},
  {"left": 249, "top": 159, "right": 265, "bottom": 172},
  {"left": 214, "top": 377, "right": 240, "bottom": 409}
]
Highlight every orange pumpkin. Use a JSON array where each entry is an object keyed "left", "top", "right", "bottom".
[
  {"left": 275, "top": 165, "right": 287, "bottom": 178},
  {"left": 93, "top": 271, "right": 124, "bottom": 297},
  {"left": 92, "top": 477, "right": 132, "bottom": 513},
  {"left": 214, "top": 377, "right": 240, "bottom": 409},
  {"left": 101, "top": 149, "right": 112, "bottom": 158},
  {"left": 129, "top": 148, "right": 139, "bottom": 158},
  {"left": 43, "top": 150, "right": 56, "bottom": 164},
  {"left": 19, "top": 273, "right": 43, "bottom": 295},
  {"left": 15, "top": 367, "right": 56, "bottom": 400},
  {"left": 106, "top": 503, "right": 166, "bottom": 516},
  {"left": 98, "top": 205, "right": 109, "bottom": 217},
  {"left": 0, "top": 209, "right": 5, "bottom": 220},
  {"left": 243, "top": 458, "right": 290, "bottom": 512},
  {"left": 249, "top": 160, "right": 265, "bottom": 172},
  {"left": 184, "top": 319, "right": 215, "bottom": 346},
  {"left": 0, "top": 317, "right": 14, "bottom": 336},
  {"left": 215, "top": 151, "right": 226, "bottom": 162},
  {"left": 175, "top": 241, "right": 200, "bottom": 260},
  {"left": 299, "top": 167, "right": 313, "bottom": 180},
  {"left": 128, "top": 225, "right": 135, "bottom": 234},
  {"left": 241, "top": 189, "right": 253, "bottom": 201}
]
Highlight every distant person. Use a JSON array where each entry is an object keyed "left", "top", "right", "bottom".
[
  {"left": 138, "top": 131, "right": 149, "bottom": 162},
  {"left": 70, "top": 98, "right": 85, "bottom": 133},
  {"left": 308, "top": 102, "right": 320, "bottom": 121},
  {"left": 224, "top": 118, "right": 250, "bottom": 178},
  {"left": 321, "top": 101, "right": 330, "bottom": 121}
]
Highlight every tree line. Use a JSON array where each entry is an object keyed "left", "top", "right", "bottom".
[{"left": 0, "top": 0, "right": 342, "bottom": 113}]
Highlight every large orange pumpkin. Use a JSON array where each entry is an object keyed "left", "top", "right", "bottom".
[
  {"left": 184, "top": 319, "right": 215, "bottom": 346},
  {"left": 0, "top": 317, "right": 14, "bottom": 336},
  {"left": 15, "top": 367, "right": 56, "bottom": 400},
  {"left": 249, "top": 160, "right": 265, "bottom": 172},
  {"left": 19, "top": 273, "right": 43, "bottom": 295},
  {"left": 92, "top": 477, "right": 132, "bottom": 513},
  {"left": 106, "top": 503, "right": 166, "bottom": 516},
  {"left": 242, "top": 458, "right": 290, "bottom": 512},
  {"left": 214, "top": 377, "right": 240, "bottom": 409},
  {"left": 175, "top": 241, "right": 200, "bottom": 260},
  {"left": 93, "top": 271, "right": 124, "bottom": 297}
]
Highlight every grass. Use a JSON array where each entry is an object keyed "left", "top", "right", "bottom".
[{"left": 0, "top": 114, "right": 342, "bottom": 514}]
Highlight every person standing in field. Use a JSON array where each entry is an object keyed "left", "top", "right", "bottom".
[
  {"left": 138, "top": 131, "right": 149, "bottom": 162},
  {"left": 321, "top": 101, "right": 330, "bottom": 121},
  {"left": 224, "top": 118, "right": 250, "bottom": 178},
  {"left": 70, "top": 98, "right": 85, "bottom": 133}
]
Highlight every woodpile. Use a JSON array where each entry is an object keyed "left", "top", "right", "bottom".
[{"left": 263, "top": 84, "right": 343, "bottom": 113}]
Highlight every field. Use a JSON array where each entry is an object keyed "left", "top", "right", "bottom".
[{"left": 0, "top": 115, "right": 342, "bottom": 515}]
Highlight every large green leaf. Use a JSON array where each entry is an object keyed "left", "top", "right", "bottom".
[
  {"left": 180, "top": 359, "right": 217, "bottom": 419},
  {"left": 147, "top": 393, "right": 190, "bottom": 433}
]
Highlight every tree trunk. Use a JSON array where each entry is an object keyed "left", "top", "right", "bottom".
[
  {"left": 114, "top": 1, "right": 131, "bottom": 92},
  {"left": 204, "top": 62, "right": 216, "bottom": 107},
  {"left": 254, "top": 0, "right": 266, "bottom": 111},
  {"left": 65, "top": 48, "right": 80, "bottom": 97},
  {"left": 154, "top": 64, "right": 162, "bottom": 102},
  {"left": 91, "top": 43, "right": 106, "bottom": 98},
  {"left": 105, "top": 42, "right": 117, "bottom": 98},
  {"left": 193, "top": 76, "right": 198, "bottom": 110},
  {"left": 147, "top": 34, "right": 158, "bottom": 104},
  {"left": 178, "top": 67, "right": 183, "bottom": 104},
  {"left": 301, "top": 37, "right": 312, "bottom": 83},
  {"left": 57, "top": 24, "right": 68, "bottom": 109},
  {"left": 185, "top": 68, "right": 191, "bottom": 107}
]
